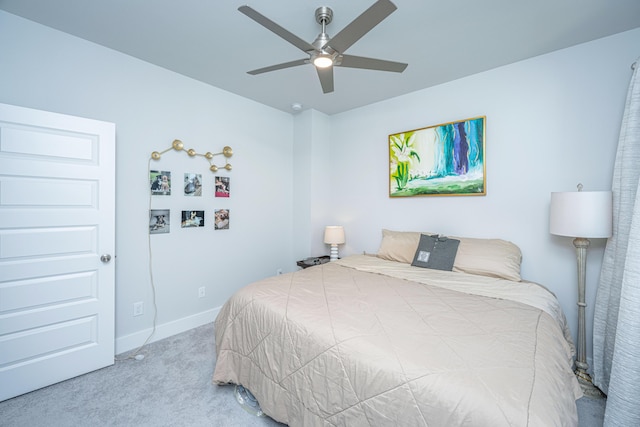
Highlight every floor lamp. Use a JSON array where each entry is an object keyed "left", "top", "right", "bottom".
[{"left": 549, "top": 184, "right": 612, "bottom": 396}]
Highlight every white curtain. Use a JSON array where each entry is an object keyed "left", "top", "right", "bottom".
[{"left": 593, "top": 58, "right": 640, "bottom": 426}]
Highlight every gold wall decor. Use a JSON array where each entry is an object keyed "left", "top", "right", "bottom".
[{"left": 151, "top": 139, "right": 233, "bottom": 172}]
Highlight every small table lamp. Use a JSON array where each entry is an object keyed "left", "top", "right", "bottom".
[
  {"left": 324, "top": 226, "right": 345, "bottom": 261},
  {"left": 550, "top": 184, "right": 612, "bottom": 396}
]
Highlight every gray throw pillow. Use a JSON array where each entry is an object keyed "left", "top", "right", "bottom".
[{"left": 411, "top": 234, "right": 460, "bottom": 271}]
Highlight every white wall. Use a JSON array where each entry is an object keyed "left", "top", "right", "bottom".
[
  {"left": 318, "top": 28, "right": 640, "bottom": 368},
  {"left": 0, "top": 11, "right": 295, "bottom": 352}
]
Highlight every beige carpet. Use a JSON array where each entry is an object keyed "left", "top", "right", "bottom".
[{"left": 0, "top": 322, "right": 605, "bottom": 426}]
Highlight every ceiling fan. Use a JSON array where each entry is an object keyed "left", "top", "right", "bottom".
[{"left": 238, "top": 0, "right": 408, "bottom": 94}]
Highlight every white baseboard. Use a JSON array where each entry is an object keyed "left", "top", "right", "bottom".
[{"left": 115, "top": 306, "right": 221, "bottom": 355}]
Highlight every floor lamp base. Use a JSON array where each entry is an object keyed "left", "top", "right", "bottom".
[{"left": 575, "top": 370, "right": 605, "bottom": 398}]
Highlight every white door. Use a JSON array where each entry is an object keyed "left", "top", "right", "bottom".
[{"left": 0, "top": 103, "right": 115, "bottom": 401}]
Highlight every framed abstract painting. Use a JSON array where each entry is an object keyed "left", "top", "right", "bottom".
[{"left": 389, "top": 116, "right": 486, "bottom": 197}]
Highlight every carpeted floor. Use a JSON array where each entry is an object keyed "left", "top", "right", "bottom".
[{"left": 0, "top": 322, "right": 606, "bottom": 426}]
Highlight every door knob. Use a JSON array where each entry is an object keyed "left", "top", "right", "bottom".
[{"left": 100, "top": 254, "right": 112, "bottom": 263}]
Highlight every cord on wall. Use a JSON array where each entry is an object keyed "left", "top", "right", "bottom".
[{"left": 116, "top": 158, "right": 160, "bottom": 362}]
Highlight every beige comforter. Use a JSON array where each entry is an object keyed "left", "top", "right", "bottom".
[{"left": 213, "top": 255, "right": 582, "bottom": 426}]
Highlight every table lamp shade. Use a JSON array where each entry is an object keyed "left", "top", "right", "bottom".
[
  {"left": 550, "top": 191, "right": 613, "bottom": 238},
  {"left": 324, "top": 226, "right": 345, "bottom": 244}
]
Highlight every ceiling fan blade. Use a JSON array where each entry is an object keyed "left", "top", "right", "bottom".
[
  {"left": 238, "top": 5, "right": 317, "bottom": 53},
  {"left": 247, "top": 58, "right": 309, "bottom": 75},
  {"left": 316, "top": 66, "right": 334, "bottom": 93},
  {"left": 324, "top": 0, "right": 397, "bottom": 54},
  {"left": 339, "top": 54, "right": 407, "bottom": 73}
]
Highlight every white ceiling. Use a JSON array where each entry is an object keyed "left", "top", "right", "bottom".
[{"left": 2, "top": 0, "right": 639, "bottom": 115}]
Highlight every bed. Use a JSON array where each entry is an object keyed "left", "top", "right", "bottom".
[{"left": 213, "top": 230, "right": 582, "bottom": 426}]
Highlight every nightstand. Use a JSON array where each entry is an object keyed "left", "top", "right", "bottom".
[{"left": 296, "top": 255, "right": 330, "bottom": 269}]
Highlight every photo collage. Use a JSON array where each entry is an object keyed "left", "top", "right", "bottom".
[{"left": 149, "top": 170, "right": 230, "bottom": 234}]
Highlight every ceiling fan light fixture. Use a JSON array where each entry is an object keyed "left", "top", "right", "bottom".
[{"left": 312, "top": 54, "right": 333, "bottom": 68}]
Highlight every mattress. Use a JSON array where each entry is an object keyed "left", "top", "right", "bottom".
[{"left": 213, "top": 255, "right": 582, "bottom": 426}]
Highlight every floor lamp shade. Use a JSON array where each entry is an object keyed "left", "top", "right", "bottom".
[{"left": 550, "top": 191, "right": 612, "bottom": 238}]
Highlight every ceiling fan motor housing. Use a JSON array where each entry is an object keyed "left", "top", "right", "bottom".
[{"left": 312, "top": 6, "right": 338, "bottom": 64}]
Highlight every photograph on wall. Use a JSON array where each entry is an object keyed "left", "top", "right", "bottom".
[
  {"left": 215, "top": 176, "right": 230, "bottom": 198},
  {"left": 150, "top": 170, "right": 171, "bottom": 195},
  {"left": 389, "top": 116, "right": 486, "bottom": 197},
  {"left": 181, "top": 210, "right": 205, "bottom": 228},
  {"left": 214, "top": 209, "right": 229, "bottom": 230},
  {"left": 184, "top": 173, "right": 202, "bottom": 196},
  {"left": 149, "top": 209, "right": 170, "bottom": 234}
]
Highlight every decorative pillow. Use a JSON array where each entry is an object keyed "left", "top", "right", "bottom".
[
  {"left": 411, "top": 234, "right": 460, "bottom": 271},
  {"left": 377, "top": 229, "right": 522, "bottom": 281},
  {"left": 451, "top": 236, "right": 522, "bottom": 281}
]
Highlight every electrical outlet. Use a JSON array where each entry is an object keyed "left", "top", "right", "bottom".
[
  {"left": 198, "top": 287, "right": 205, "bottom": 298},
  {"left": 133, "top": 301, "right": 144, "bottom": 316},
  {"left": 276, "top": 269, "right": 283, "bottom": 275}
]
